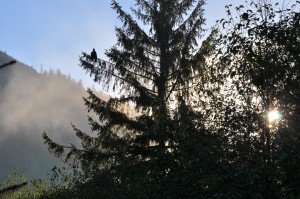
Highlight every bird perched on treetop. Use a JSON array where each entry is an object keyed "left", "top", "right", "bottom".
[{"left": 91, "top": 48, "right": 97, "bottom": 61}]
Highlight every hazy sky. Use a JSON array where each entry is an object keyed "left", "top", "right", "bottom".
[{"left": 0, "top": 0, "right": 240, "bottom": 88}]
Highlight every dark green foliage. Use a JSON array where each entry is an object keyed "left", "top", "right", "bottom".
[
  {"left": 42, "top": 0, "right": 300, "bottom": 198},
  {"left": 0, "top": 170, "right": 50, "bottom": 198},
  {"left": 43, "top": 0, "right": 216, "bottom": 198},
  {"left": 214, "top": 1, "right": 300, "bottom": 198}
]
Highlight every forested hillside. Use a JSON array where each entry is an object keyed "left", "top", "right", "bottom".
[{"left": 0, "top": 51, "right": 107, "bottom": 180}]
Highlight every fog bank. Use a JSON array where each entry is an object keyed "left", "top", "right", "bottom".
[{"left": 0, "top": 52, "right": 104, "bottom": 180}]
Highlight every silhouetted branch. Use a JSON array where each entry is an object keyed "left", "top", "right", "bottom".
[
  {"left": 0, "top": 60, "right": 16, "bottom": 69},
  {"left": 0, "top": 182, "right": 27, "bottom": 194}
]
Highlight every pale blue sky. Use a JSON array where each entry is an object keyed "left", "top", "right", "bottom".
[{"left": 0, "top": 0, "right": 240, "bottom": 88}]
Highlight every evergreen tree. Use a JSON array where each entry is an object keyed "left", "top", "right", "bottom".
[
  {"left": 42, "top": 0, "right": 218, "bottom": 197},
  {"left": 41, "top": 0, "right": 300, "bottom": 198}
]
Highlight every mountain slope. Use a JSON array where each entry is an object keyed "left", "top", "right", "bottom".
[{"left": 0, "top": 51, "right": 104, "bottom": 180}]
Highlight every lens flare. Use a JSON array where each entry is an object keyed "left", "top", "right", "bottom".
[{"left": 268, "top": 110, "right": 282, "bottom": 122}]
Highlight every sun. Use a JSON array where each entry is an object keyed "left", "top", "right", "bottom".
[{"left": 267, "top": 110, "right": 282, "bottom": 123}]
